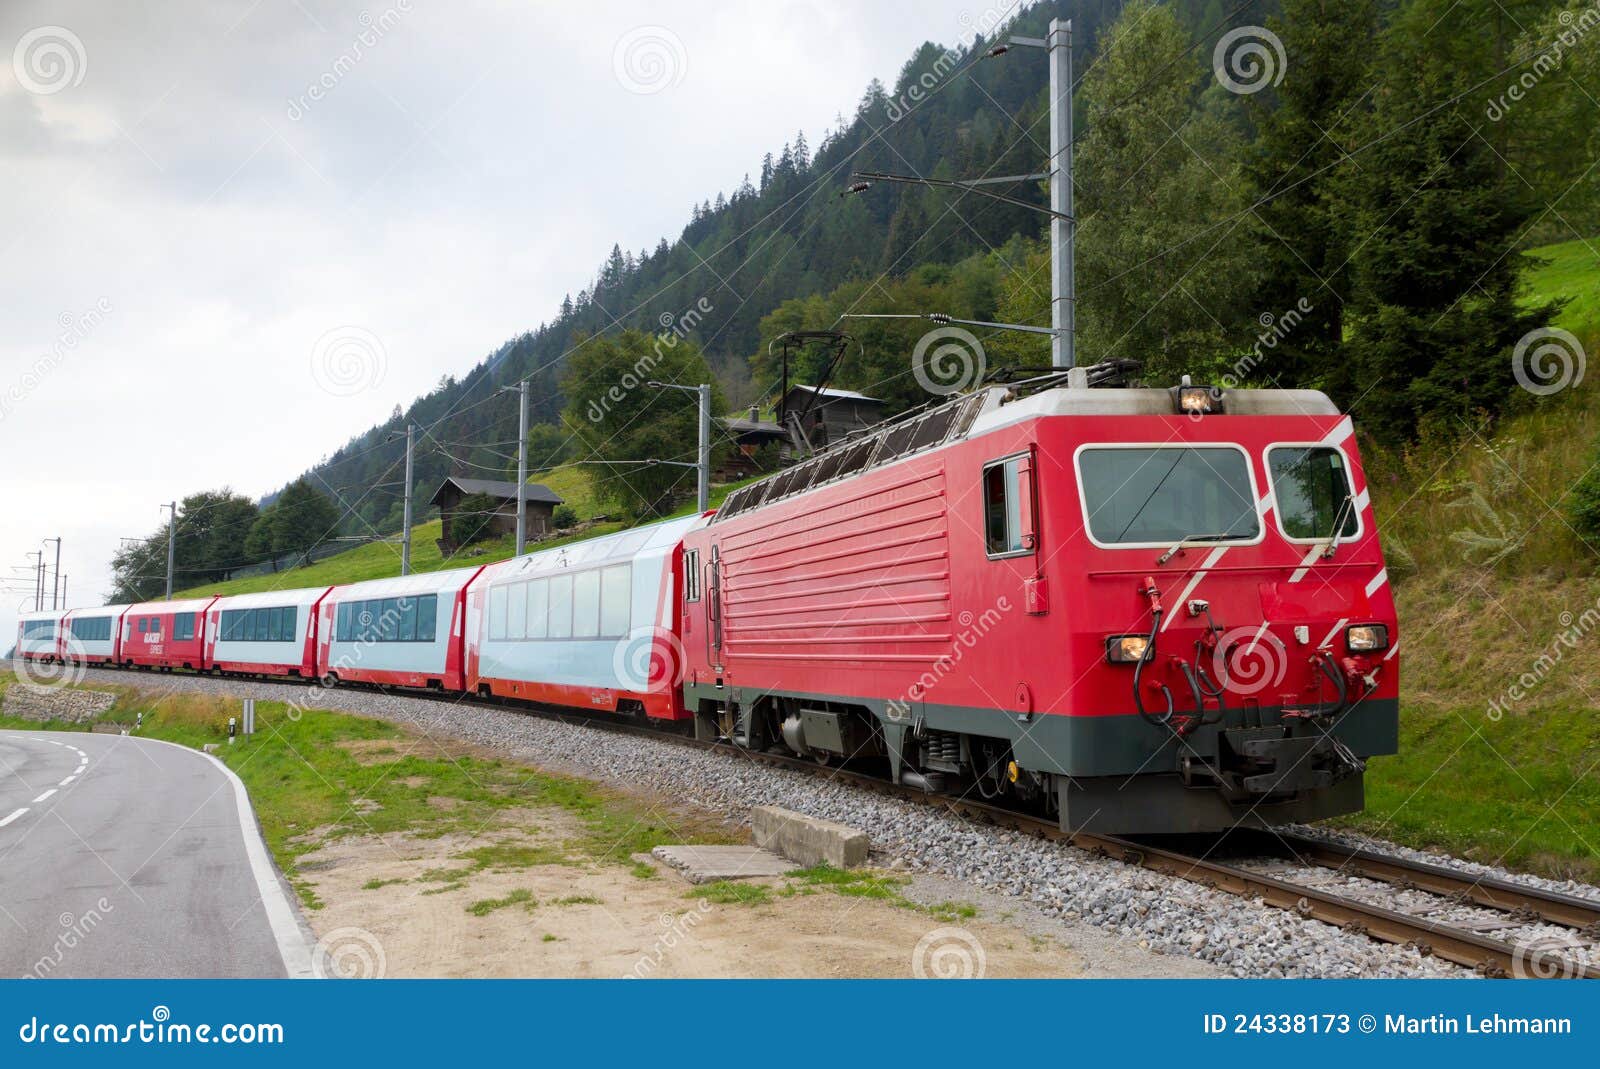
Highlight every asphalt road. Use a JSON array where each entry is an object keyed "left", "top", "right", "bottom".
[{"left": 0, "top": 729, "right": 314, "bottom": 978}]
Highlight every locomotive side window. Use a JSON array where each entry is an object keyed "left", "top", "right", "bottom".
[
  {"left": 1268, "top": 446, "right": 1359, "bottom": 541},
  {"left": 1077, "top": 446, "right": 1259, "bottom": 547},
  {"left": 983, "top": 457, "right": 1030, "bottom": 557}
]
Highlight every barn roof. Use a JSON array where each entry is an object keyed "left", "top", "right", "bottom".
[
  {"left": 429, "top": 477, "right": 564, "bottom": 508},
  {"left": 782, "top": 384, "right": 881, "bottom": 402}
]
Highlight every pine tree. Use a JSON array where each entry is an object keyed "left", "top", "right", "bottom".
[
  {"left": 1244, "top": 0, "right": 1380, "bottom": 391},
  {"left": 1340, "top": 0, "right": 1560, "bottom": 440}
]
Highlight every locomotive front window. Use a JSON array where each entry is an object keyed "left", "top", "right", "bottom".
[
  {"left": 1078, "top": 446, "right": 1258, "bottom": 546},
  {"left": 1268, "top": 446, "right": 1358, "bottom": 541}
]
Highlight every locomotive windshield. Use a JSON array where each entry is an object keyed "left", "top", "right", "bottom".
[
  {"left": 1268, "top": 446, "right": 1358, "bottom": 541},
  {"left": 1078, "top": 446, "right": 1258, "bottom": 546}
]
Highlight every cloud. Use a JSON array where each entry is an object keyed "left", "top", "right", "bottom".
[{"left": 0, "top": 0, "right": 990, "bottom": 631}]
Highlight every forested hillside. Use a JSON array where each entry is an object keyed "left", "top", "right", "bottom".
[
  {"left": 114, "top": 0, "right": 1600, "bottom": 599},
  {"left": 249, "top": 0, "right": 1274, "bottom": 535}
]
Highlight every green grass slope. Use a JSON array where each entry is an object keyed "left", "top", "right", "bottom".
[{"left": 1347, "top": 235, "right": 1600, "bottom": 879}]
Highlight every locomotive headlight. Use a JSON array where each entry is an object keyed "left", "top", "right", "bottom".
[
  {"left": 1106, "top": 634, "right": 1151, "bottom": 664},
  {"left": 1346, "top": 624, "right": 1389, "bottom": 652},
  {"left": 1178, "top": 388, "right": 1213, "bottom": 414}
]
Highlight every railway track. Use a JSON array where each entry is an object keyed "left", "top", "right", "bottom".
[{"left": 73, "top": 666, "right": 1600, "bottom": 979}]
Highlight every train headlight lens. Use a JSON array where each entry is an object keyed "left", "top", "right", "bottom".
[
  {"left": 1106, "top": 635, "right": 1151, "bottom": 663},
  {"left": 1178, "top": 388, "right": 1213, "bottom": 414},
  {"left": 1346, "top": 624, "right": 1389, "bottom": 652}
]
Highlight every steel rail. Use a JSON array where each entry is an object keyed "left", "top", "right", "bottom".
[{"left": 1272, "top": 831, "right": 1600, "bottom": 935}]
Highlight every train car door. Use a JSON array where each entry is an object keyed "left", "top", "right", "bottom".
[{"left": 706, "top": 543, "right": 723, "bottom": 676}]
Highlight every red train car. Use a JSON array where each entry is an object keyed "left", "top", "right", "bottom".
[
  {"left": 680, "top": 377, "right": 1399, "bottom": 834},
  {"left": 121, "top": 597, "right": 220, "bottom": 671}
]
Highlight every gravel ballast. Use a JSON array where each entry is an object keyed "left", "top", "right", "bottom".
[{"left": 77, "top": 667, "right": 1582, "bottom": 978}]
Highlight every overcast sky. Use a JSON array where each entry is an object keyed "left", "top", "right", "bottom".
[{"left": 0, "top": 0, "right": 993, "bottom": 638}]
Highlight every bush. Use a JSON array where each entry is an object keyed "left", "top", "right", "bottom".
[
  {"left": 1567, "top": 463, "right": 1600, "bottom": 542},
  {"left": 449, "top": 493, "right": 501, "bottom": 548},
  {"left": 551, "top": 504, "right": 578, "bottom": 530}
]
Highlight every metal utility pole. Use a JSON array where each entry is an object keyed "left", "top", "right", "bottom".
[
  {"left": 60, "top": 575, "right": 67, "bottom": 607},
  {"left": 44, "top": 537, "right": 60, "bottom": 610},
  {"left": 846, "top": 19, "right": 1077, "bottom": 369},
  {"left": 27, "top": 551, "right": 42, "bottom": 611},
  {"left": 401, "top": 424, "right": 415, "bottom": 575},
  {"left": 646, "top": 381, "right": 712, "bottom": 513},
  {"left": 1048, "top": 17, "right": 1075, "bottom": 370},
  {"left": 500, "top": 380, "right": 530, "bottom": 554},
  {"left": 696, "top": 383, "right": 710, "bottom": 513},
  {"left": 163, "top": 502, "right": 177, "bottom": 599}
]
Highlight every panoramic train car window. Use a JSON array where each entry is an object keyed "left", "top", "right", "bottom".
[
  {"left": 1077, "top": 446, "right": 1258, "bottom": 547},
  {"left": 70, "top": 617, "right": 112, "bottom": 642},
  {"left": 983, "top": 456, "right": 1033, "bottom": 557},
  {"left": 335, "top": 596, "right": 438, "bottom": 642},
  {"left": 1268, "top": 446, "right": 1359, "bottom": 541},
  {"left": 224, "top": 606, "right": 296, "bottom": 642}
]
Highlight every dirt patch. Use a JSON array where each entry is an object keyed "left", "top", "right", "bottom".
[{"left": 298, "top": 808, "right": 1091, "bottom": 978}]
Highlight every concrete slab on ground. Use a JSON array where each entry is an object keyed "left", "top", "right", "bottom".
[
  {"left": 752, "top": 805, "right": 869, "bottom": 868},
  {"left": 651, "top": 844, "right": 798, "bottom": 884}
]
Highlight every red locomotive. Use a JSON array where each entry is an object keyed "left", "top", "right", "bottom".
[{"left": 679, "top": 373, "right": 1397, "bottom": 834}]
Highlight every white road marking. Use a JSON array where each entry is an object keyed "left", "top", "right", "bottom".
[
  {"left": 58, "top": 775, "right": 76, "bottom": 786},
  {"left": 31, "top": 789, "right": 56, "bottom": 803},
  {"left": 0, "top": 808, "right": 27, "bottom": 827},
  {"left": 133, "top": 736, "right": 315, "bottom": 978}
]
